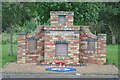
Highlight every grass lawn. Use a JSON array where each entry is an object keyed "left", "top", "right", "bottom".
[
  {"left": 1, "top": 44, "right": 17, "bottom": 67},
  {"left": 1, "top": 44, "right": 119, "bottom": 68},
  {"left": 106, "top": 44, "right": 119, "bottom": 68}
]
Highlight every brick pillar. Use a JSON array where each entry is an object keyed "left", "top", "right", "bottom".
[
  {"left": 17, "top": 33, "right": 27, "bottom": 63},
  {"left": 97, "top": 34, "right": 107, "bottom": 64},
  {"left": 50, "top": 11, "right": 74, "bottom": 26},
  {"left": 66, "top": 15, "right": 74, "bottom": 26},
  {"left": 37, "top": 30, "right": 44, "bottom": 63},
  {"left": 79, "top": 29, "right": 88, "bottom": 63}
]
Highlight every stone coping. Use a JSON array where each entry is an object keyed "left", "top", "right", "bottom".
[
  {"left": 50, "top": 11, "right": 74, "bottom": 15},
  {"left": 16, "top": 33, "right": 27, "bottom": 35},
  {"left": 97, "top": 34, "right": 107, "bottom": 36}
]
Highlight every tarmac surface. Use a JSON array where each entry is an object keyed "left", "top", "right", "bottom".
[{"left": 1, "top": 73, "right": 119, "bottom": 78}]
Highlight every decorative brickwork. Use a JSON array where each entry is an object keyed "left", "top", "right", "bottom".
[{"left": 17, "top": 11, "right": 106, "bottom": 64}]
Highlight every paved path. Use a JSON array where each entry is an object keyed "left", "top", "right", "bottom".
[
  {"left": 1, "top": 73, "right": 119, "bottom": 78},
  {"left": 2, "top": 62, "right": 118, "bottom": 75}
]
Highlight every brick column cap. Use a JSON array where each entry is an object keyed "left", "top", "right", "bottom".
[
  {"left": 16, "top": 33, "right": 27, "bottom": 35},
  {"left": 97, "top": 34, "right": 106, "bottom": 36},
  {"left": 50, "top": 11, "right": 74, "bottom": 15}
]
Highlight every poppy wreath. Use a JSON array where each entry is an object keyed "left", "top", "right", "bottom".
[{"left": 49, "top": 62, "right": 66, "bottom": 65}]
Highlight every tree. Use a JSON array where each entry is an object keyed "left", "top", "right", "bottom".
[
  {"left": 3, "top": 2, "right": 102, "bottom": 31},
  {"left": 33, "top": 2, "right": 101, "bottom": 25},
  {"left": 2, "top": 2, "right": 37, "bottom": 56},
  {"left": 98, "top": 2, "right": 120, "bottom": 44}
]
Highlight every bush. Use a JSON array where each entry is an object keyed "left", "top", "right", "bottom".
[{"left": 13, "top": 19, "right": 37, "bottom": 33}]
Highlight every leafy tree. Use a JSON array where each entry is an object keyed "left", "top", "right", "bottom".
[
  {"left": 2, "top": 2, "right": 37, "bottom": 56},
  {"left": 13, "top": 19, "right": 37, "bottom": 33},
  {"left": 34, "top": 2, "right": 101, "bottom": 25},
  {"left": 3, "top": 2, "right": 102, "bottom": 31},
  {"left": 98, "top": 2, "right": 120, "bottom": 44}
]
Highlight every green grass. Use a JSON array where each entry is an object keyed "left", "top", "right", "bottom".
[
  {"left": 1, "top": 44, "right": 17, "bottom": 67},
  {"left": 1, "top": 44, "right": 119, "bottom": 68},
  {"left": 1, "top": 33, "right": 17, "bottom": 44},
  {"left": 106, "top": 44, "right": 119, "bottom": 68}
]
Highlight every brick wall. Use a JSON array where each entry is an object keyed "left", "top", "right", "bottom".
[
  {"left": 79, "top": 26, "right": 106, "bottom": 64},
  {"left": 44, "top": 26, "right": 80, "bottom": 64},
  {"left": 17, "top": 26, "right": 44, "bottom": 63}
]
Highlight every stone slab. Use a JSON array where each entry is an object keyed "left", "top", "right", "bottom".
[{"left": 2, "top": 62, "right": 118, "bottom": 75}]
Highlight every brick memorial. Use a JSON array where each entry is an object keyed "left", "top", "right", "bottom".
[{"left": 17, "top": 11, "right": 106, "bottom": 64}]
